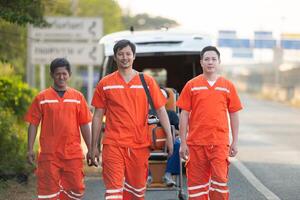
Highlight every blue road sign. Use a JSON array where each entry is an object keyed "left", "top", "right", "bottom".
[
  {"left": 254, "top": 40, "right": 276, "bottom": 48},
  {"left": 218, "top": 38, "right": 251, "bottom": 48},
  {"left": 281, "top": 40, "right": 300, "bottom": 49}
]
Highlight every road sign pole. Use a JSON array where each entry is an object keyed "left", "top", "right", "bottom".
[
  {"left": 87, "top": 64, "right": 94, "bottom": 104},
  {"left": 40, "top": 64, "right": 46, "bottom": 90},
  {"left": 26, "top": 25, "right": 35, "bottom": 87}
]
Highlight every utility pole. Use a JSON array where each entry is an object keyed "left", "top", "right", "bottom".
[{"left": 273, "top": 46, "right": 283, "bottom": 88}]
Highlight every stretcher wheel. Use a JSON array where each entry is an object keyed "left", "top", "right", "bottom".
[{"left": 178, "top": 193, "right": 187, "bottom": 200}]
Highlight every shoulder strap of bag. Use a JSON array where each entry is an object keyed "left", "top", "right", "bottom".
[{"left": 139, "top": 73, "right": 157, "bottom": 116}]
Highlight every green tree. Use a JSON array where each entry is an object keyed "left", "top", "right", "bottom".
[
  {"left": 77, "top": 0, "right": 124, "bottom": 34},
  {"left": 0, "top": 0, "right": 47, "bottom": 26},
  {"left": 0, "top": 0, "right": 124, "bottom": 79},
  {"left": 0, "top": 0, "right": 48, "bottom": 77}
]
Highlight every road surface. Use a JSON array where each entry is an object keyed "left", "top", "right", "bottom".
[{"left": 83, "top": 94, "right": 300, "bottom": 200}]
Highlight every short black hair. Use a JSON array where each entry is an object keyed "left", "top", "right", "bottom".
[
  {"left": 200, "top": 46, "right": 220, "bottom": 60},
  {"left": 50, "top": 58, "right": 71, "bottom": 74},
  {"left": 113, "top": 39, "right": 136, "bottom": 56}
]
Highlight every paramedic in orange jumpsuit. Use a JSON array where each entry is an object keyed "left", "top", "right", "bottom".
[
  {"left": 25, "top": 58, "right": 92, "bottom": 200},
  {"left": 89, "top": 39, "right": 174, "bottom": 200},
  {"left": 177, "top": 46, "right": 242, "bottom": 200}
]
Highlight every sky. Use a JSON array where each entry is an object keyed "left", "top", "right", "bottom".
[{"left": 116, "top": 0, "right": 300, "bottom": 39}]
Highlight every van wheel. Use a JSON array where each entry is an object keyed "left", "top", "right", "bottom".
[{"left": 178, "top": 193, "right": 187, "bottom": 200}]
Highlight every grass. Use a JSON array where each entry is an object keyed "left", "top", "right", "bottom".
[
  {"left": 0, "top": 175, "right": 37, "bottom": 200},
  {"left": 0, "top": 163, "right": 101, "bottom": 200}
]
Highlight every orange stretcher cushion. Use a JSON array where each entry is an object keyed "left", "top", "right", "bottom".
[
  {"left": 148, "top": 125, "right": 166, "bottom": 150},
  {"left": 165, "top": 88, "right": 176, "bottom": 112}
]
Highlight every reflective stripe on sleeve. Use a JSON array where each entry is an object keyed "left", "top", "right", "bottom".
[
  {"left": 103, "top": 85, "right": 124, "bottom": 90},
  {"left": 63, "top": 99, "right": 81, "bottom": 104},
  {"left": 40, "top": 100, "right": 59, "bottom": 104},
  {"left": 191, "top": 86, "right": 208, "bottom": 91},
  {"left": 130, "top": 85, "right": 144, "bottom": 89},
  {"left": 215, "top": 87, "right": 230, "bottom": 93}
]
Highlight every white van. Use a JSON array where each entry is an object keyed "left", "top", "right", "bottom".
[{"left": 98, "top": 29, "right": 212, "bottom": 92}]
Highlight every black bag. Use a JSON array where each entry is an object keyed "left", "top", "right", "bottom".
[{"left": 139, "top": 73, "right": 159, "bottom": 125}]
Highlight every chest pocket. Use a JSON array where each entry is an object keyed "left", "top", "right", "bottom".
[
  {"left": 191, "top": 88, "right": 210, "bottom": 104},
  {"left": 214, "top": 88, "right": 229, "bottom": 108},
  {"left": 105, "top": 87, "right": 126, "bottom": 106}
]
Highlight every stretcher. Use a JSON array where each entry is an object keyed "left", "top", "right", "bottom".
[{"left": 147, "top": 88, "right": 187, "bottom": 200}]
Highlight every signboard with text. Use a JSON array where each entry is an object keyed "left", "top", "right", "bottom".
[
  {"left": 29, "top": 17, "right": 103, "bottom": 40},
  {"left": 28, "top": 17, "right": 103, "bottom": 65},
  {"left": 30, "top": 43, "right": 102, "bottom": 65}
]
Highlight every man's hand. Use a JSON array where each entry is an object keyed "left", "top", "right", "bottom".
[
  {"left": 179, "top": 142, "right": 189, "bottom": 161},
  {"left": 91, "top": 148, "right": 100, "bottom": 167},
  {"left": 86, "top": 150, "right": 93, "bottom": 166},
  {"left": 27, "top": 151, "right": 35, "bottom": 165},
  {"left": 229, "top": 142, "right": 238, "bottom": 157}
]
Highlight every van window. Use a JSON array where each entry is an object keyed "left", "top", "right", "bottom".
[
  {"left": 143, "top": 68, "right": 167, "bottom": 86},
  {"left": 133, "top": 54, "right": 202, "bottom": 92},
  {"left": 101, "top": 54, "right": 202, "bottom": 92},
  {"left": 98, "top": 30, "right": 210, "bottom": 92}
]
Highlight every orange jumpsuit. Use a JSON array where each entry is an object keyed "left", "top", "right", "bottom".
[
  {"left": 92, "top": 71, "right": 166, "bottom": 200},
  {"left": 25, "top": 87, "right": 92, "bottom": 200},
  {"left": 176, "top": 75, "right": 242, "bottom": 200}
]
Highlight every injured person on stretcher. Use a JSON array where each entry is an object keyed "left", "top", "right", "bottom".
[{"left": 147, "top": 87, "right": 181, "bottom": 187}]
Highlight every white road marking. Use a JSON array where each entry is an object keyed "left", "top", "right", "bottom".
[{"left": 231, "top": 157, "right": 281, "bottom": 200}]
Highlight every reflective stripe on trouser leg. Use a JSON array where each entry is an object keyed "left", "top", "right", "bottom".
[
  {"left": 123, "top": 147, "right": 149, "bottom": 200},
  {"left": 209, "top": 145, "right": 230, "bottom": 200},
  {"left": 37, "top": 159, "right": 62, "bottom": 200},
  {"left": 102, "top": 145, "right": 126, "bottom": 200},
  {"left": 59, "top": 159, "right": 85, "bottom": 200},
  {"left": 105, "top": 188, "right": 124, "bottom": 200},
  {"left": 37, "top": 191, "right": 60, "bottom": 199},
  {"left": 186, "top": 145, "right": 210, "bottom": 200}
]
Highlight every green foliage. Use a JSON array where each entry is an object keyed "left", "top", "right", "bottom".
[
  {"left": 0, "top": 109, "right": 30, "bottom": 176},
  {"left": 77, "top": 0, "right": 124, "bottom": 34},
  {"left": 0, "top": 76, "right": 37, "bottom": 120},
  {"left": 0, "top": 76, "right": 36, "bottom": 177},
  {"left": 122, "top": 13, "right": 179, "bottom": 31},
  {"left": 0, "top": 0, "right": 47, "bottom": 26},
  {"left": 0, "top": 0, "right": 48, "bottom": 78},
  {"left": 0, "top": 0, "right": 124, "bottom": 79},
  {"left": 0, "top": 20, "right": 27, "bottom": 76},
  {"left": 43, "top": 0, "right": 124, "bottom": 34},
  {"left": 43, "top": 0, "right": 73, "bottom": 16}
]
